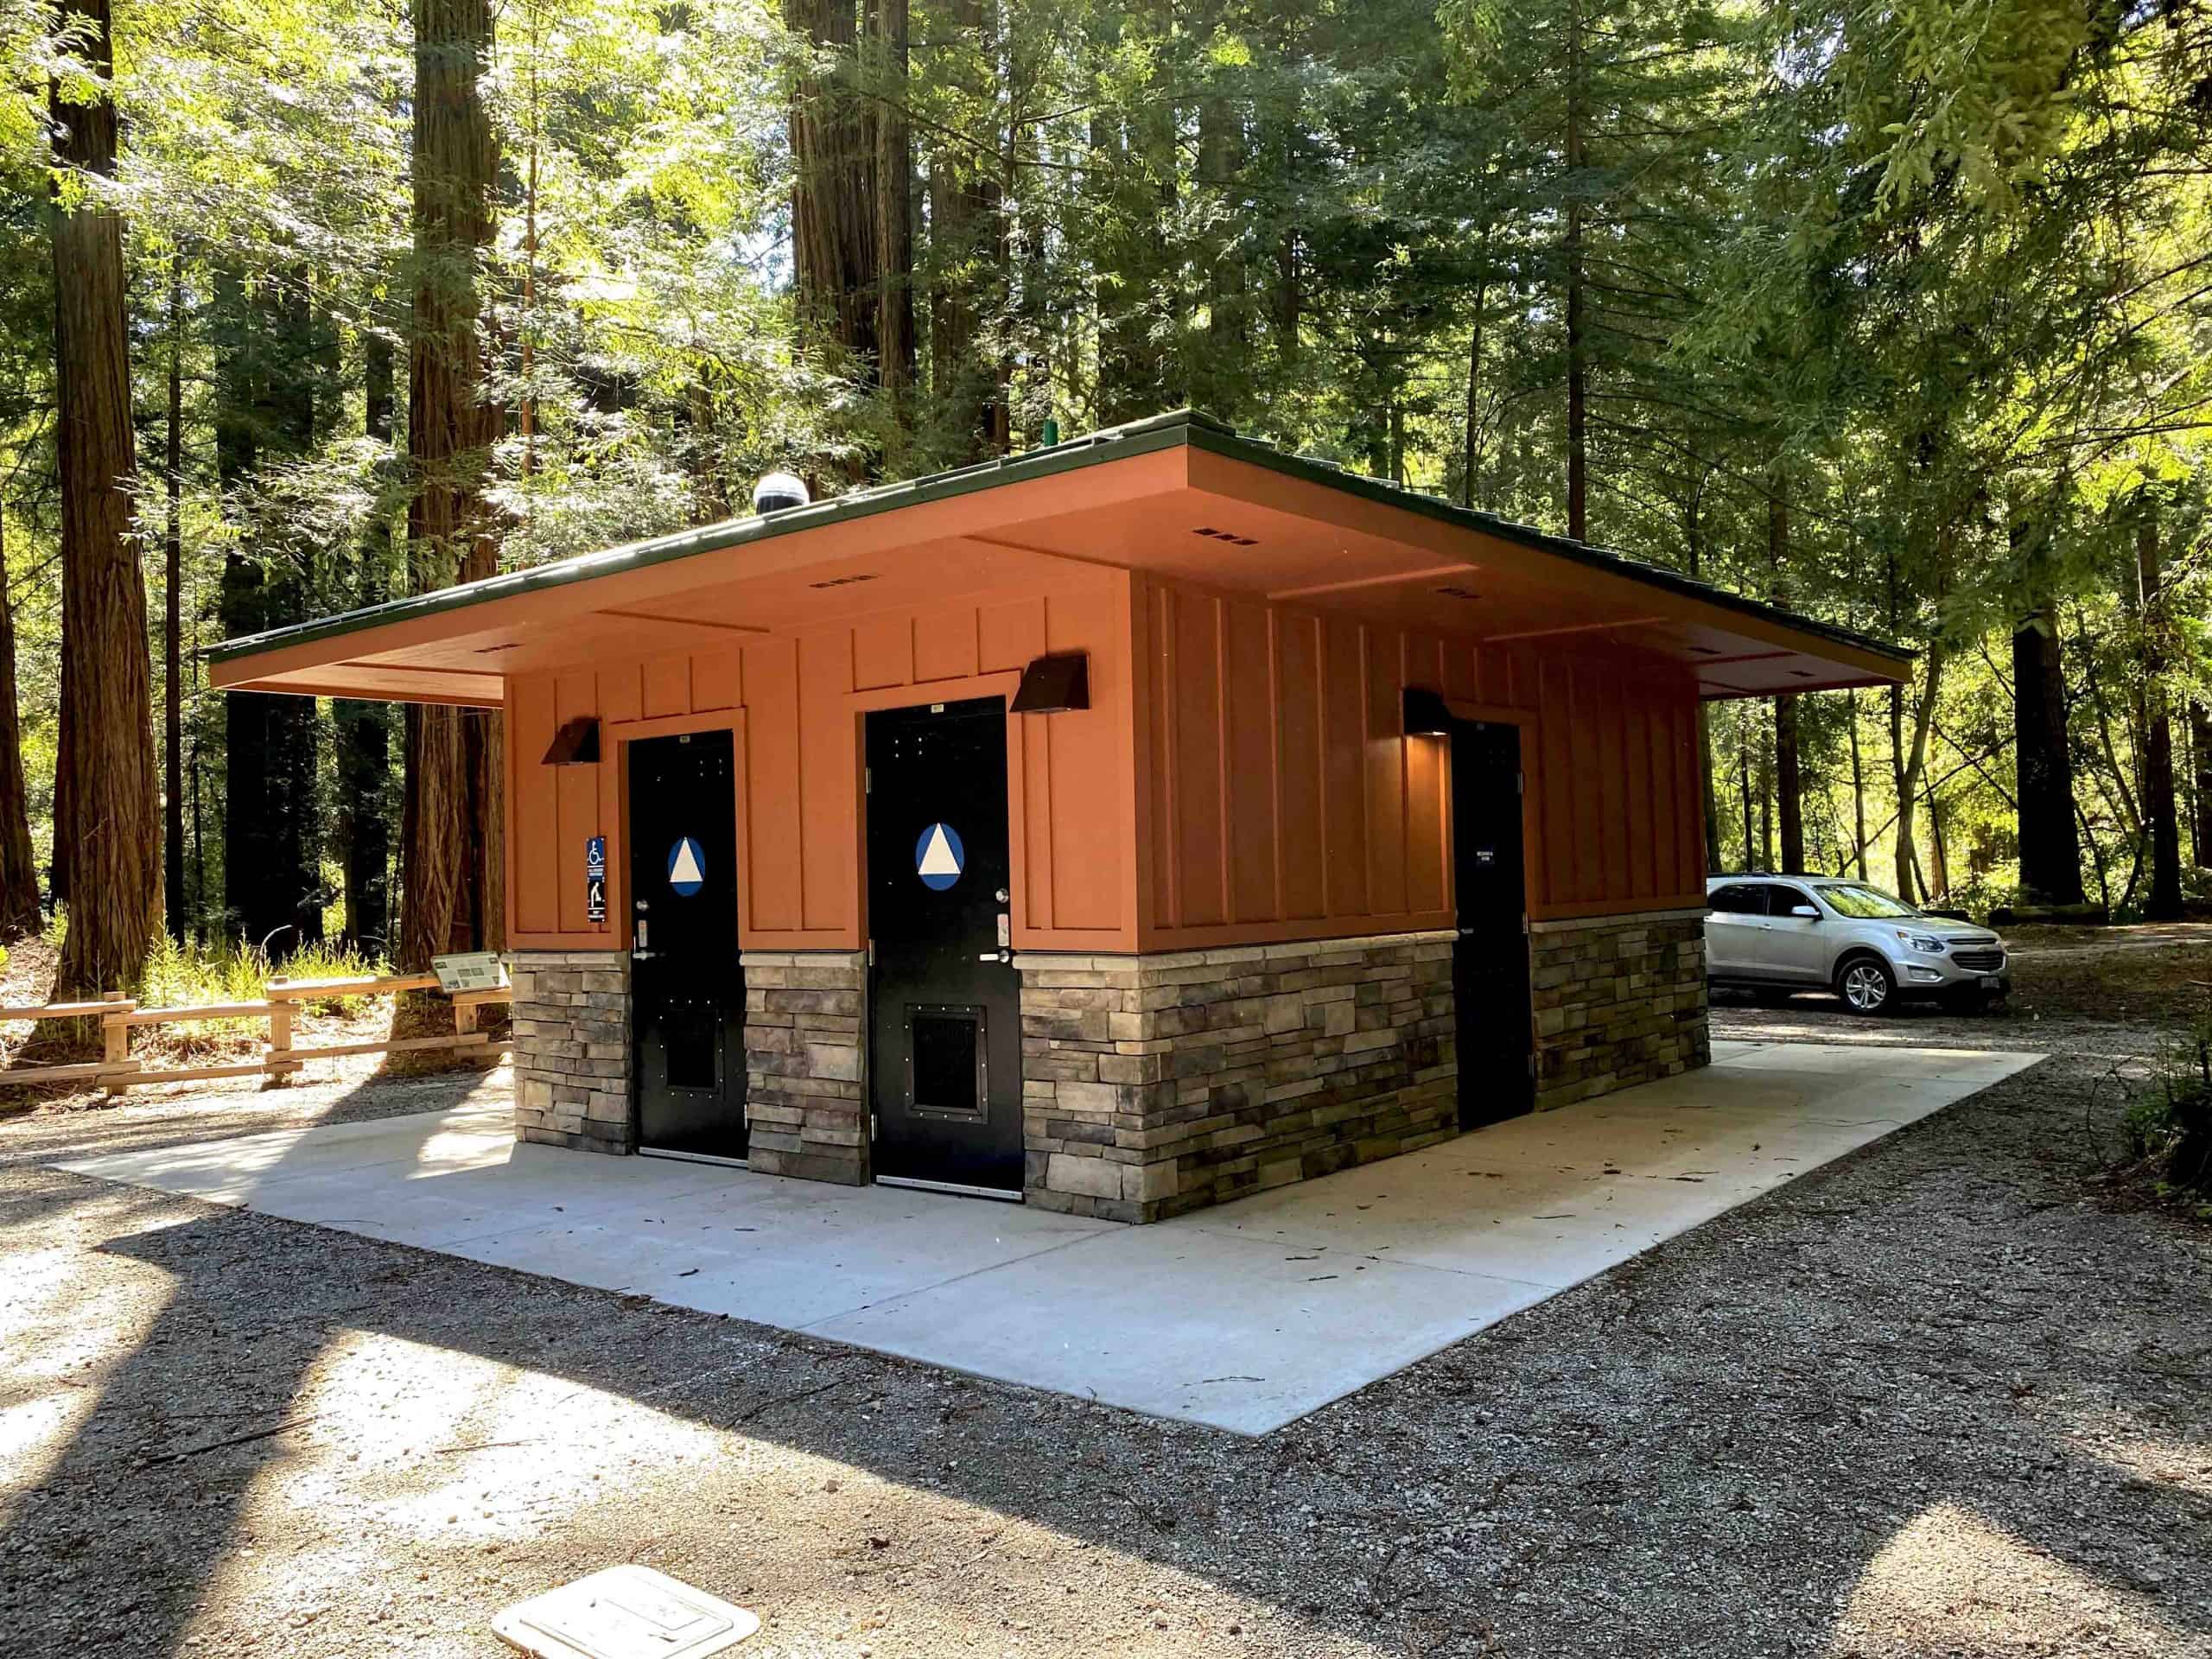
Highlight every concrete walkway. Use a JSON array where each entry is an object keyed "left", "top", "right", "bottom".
[{"left": 53, "top": 1038, "right": 2037, "bottom": 1433}]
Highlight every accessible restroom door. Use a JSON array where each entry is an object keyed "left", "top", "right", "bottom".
[
  {"left": 1451, "top": 719, "right": 1535, "bottom": 1128},
  {"left": 628, "top": 728, "right": 747, "bottom": 1160},
  {"left": 864, "top": 698, "right": 1024, "bottom": 1196}
]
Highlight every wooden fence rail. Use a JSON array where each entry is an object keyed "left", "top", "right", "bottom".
[{"left": 0, "top": 971, "right": 511, "bottom": 1097}]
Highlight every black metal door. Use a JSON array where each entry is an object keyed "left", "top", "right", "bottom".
[
  {"left": 865, "top": 699, "right": 1022, "bottom": 1193},
  {"left": 628, "top": 729, "right": 746, "bottom": 1159},
  {"left": 1451, "top": 719, "right": 1534, "bottom": 1129}
]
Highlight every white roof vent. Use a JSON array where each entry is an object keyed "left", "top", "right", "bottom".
[{"left": 752, "top": 472, "right": 810, "bottom": 514}]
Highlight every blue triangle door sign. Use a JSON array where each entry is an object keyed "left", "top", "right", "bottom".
[
  {"left": 666, "top": 836, "right": 706, "bottom": 897},
  {"left": 914, "top": 822, "right": 964, "bottom": 890}
]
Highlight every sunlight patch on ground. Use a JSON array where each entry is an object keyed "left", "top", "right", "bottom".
[
  {"left": 277, "top": 1330, "right": 734, "bottom": 1542},
  {"left": 2060, "top": 1405, "right": 2212, "bottom": 1501},
  {"left": 1832, "top": 1502, "right": 2190, "bottom": 1657},
  {"left": 219, "top": 1328, "right": 1380, "bottom": 1656},
  {"left": 0, "top": 1247, "right": 170, "bottom": 1500}
]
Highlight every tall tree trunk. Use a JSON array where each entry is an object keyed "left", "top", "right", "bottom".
[
  {"left": 1775, "top": 697, "right": 1802, "bottom": 873},
  {"left": 1847, "top": 691, "right": 1868, "bottom": 880},
  {"left": 1562, "top": 0, "right": 1587, "bottom": 541},
  {"left": 48, "top": 0, "right": 160, "bottom": 995},
  {"left": 163, "top": 257, "right": 188, "bottom": 942},
  {"left": 2135, "top": 508, "right": 2184, "bottom": 920},
  {"left": 1737, "top": 715, "right": 1753, "bottom": 871},
  {"left": 2190, "top": 701, "right": 2212, "bottom": 868},
  {"left": 1926, "top": 781, "right": 1949, "bottom": 899},
  {"left": 1462, "top": 270, "right": 1486, "bottom": 510},
  {"left": 872, "top": 0, "right": 914, "bottom": 442},
  {"left": 2011, "top": 607, "right": 2084, "bottom": 906},
  {"left": 787, "top": 0, "right": 880, "bottom": 373},
  {"left": 213, "top": 268, "right": 321, "bottom": 953},
  {"left": 0, "top": 511, "right": 42, "bottom": 940},
  {"left": 1893, "top": 644, "right": 1945, "bottom": 906},
  {"left": 339, "top": 328, "right": 395, "bottom": 950},
  {"left": 401, "top": 0, "right": 502, "bottom": 970},
  {"left": 1767, "top": 471, "right": 1802, "bottom": 873}
]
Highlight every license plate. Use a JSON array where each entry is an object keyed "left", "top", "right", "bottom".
[{"left": 1981, "top": 975, "right": 2001, "bottom": 990}]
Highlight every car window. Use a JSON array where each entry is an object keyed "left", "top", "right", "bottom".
[
  {"left": 1765, "top": 885, "right": 1817, "bottom": 917},
  {"left": 1709, "top": 884, "right": 1767, "bottom": 915},
  {"left": 1818, "top": 884, "right": 1919, "bottom": 920}
]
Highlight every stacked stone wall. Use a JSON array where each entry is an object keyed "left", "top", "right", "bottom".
[
  {"left": 511, "top": 950, "right": 632, "bottom": 1154},
  {"left": 1529, "top": 911, "right": 1708, "bottom": 1107},
  {"left": 1017, "top": 933, "right": 1458, "bottom": 1224},
  {"left": 740, "top": 950, "right": 868, "bottom": 1185}
]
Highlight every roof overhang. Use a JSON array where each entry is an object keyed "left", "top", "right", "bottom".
[{"left": 208, "top": 411, "right": 1911, "bottom": 706}]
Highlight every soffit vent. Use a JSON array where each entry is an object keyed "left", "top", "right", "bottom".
[
  {"left": 809, "top": 573, "right": 880, "bottom": 590},
  {"left": 1434, "top": 585, "right": 1482, "bottom": 601},
  {"left": 1192, "top": 526, "right": 1260, "bottom": 547}
]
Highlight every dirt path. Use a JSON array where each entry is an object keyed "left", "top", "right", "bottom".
[{"left": 3, "top": 1016, "right": 2208, "bottom": 1656}]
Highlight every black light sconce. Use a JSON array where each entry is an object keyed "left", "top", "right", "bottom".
[
  {"left": 1010, "top": 652, "right": 1090, "bottom": 714},
  {"left": 1402, "top": 688, "right": 1452, "bottom": 736},
  {"left": 542, "top": 715, "right": 601, "bottom": 765}
]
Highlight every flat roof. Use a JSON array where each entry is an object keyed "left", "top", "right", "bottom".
[{"left": 210, "top": 409, "right": 1910, "bottom": 705}]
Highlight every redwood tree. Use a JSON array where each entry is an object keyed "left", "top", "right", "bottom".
[
  {"left": 399, "top": 0, "right": 504, "bottom": 969},
  {"left": 48, "top": 0, "right": 161, "bottom": 994},
  {"left": 2011, "top": 610, "right": 2085, "bottom": 906},
  {"left": 0, "top": 511, "right": 43, "bottom": 940}
]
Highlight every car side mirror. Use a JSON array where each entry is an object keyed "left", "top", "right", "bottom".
[{"left": 1789, "top": 905, "right": 1821, "bottom": 920}]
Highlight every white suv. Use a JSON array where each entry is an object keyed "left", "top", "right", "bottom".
[{"left": 1705, "top": 875, "right": 2011, "bottom": 1014}]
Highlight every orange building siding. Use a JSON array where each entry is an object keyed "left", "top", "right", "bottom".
[
  {"left": 506, "top": 565, "right": 1708, "bottom": 958},
  {"left": 1132, "top": 575, "right": 1707, "bottom": 949},
  {"left": 505, "top": 566, "right": 1139, "bottom": 953}
]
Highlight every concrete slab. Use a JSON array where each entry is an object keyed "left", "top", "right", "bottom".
[{"left": 53, "top": 1039, "right": 2039, "bottom": 1434}]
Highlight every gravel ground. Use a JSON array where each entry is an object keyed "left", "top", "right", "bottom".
[{"left": 3, "top": 963, "right": 2209, "bottom": 1656}]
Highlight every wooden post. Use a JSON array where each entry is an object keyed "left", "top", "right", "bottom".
[
  {"left": 267, "top": 995, "right": 296, "bottom": 1083},
  {"left": 454, "top": 998, "right": 478, "bottom": 1037},
  {"left": 101, "top": 989, "right": 130, "bottom": 1098}
]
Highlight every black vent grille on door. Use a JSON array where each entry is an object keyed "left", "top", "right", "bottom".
[{"left": 906, "top": 1006, "right": 986, "bottom": 1121}]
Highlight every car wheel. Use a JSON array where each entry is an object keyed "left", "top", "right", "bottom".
[{"left": 1836, "top": 957, "right": 1896, "bottom": 1015}]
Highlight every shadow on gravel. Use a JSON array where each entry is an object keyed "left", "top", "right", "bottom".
[{"left": 10, "top": 1064, "right": 2211, "bottom": 1659}]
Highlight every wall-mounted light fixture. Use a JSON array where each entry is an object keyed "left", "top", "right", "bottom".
[
  {"left": 1009, "top": 652, "right": 1090, "bottom": 715},
  {"left": 1402, "top": 688, "right": 1452, "bottom": 736},
  {"left": 542, "top": 715, "right": 601, "bottom": 765}
]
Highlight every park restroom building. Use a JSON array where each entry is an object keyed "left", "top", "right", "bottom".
[{"left": 212, "top": 411, "right": 1910, "bottom": 1222}]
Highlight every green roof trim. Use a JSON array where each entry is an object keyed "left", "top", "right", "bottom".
[{"left": 208, "top": 408, "right": 1910, "bottom": 670}]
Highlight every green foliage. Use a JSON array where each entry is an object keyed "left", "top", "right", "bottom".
[
  {"left": 138, "top": 932, "right": 388, "bottom": 1017},
  {"left": 2126, "top": 1001, "right": 2212, "bottom": 1200},
  {"left": 1, "top": 0, "right": 2209, "bottom": 976}
]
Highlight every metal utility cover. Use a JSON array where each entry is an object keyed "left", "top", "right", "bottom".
[{"left": 492, "top": 1566, "right": 759, "bottom": 1659}]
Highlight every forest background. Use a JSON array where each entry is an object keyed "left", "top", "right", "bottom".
[{"left": 3, "top": 0, "right": 2209, "bottom": 996}]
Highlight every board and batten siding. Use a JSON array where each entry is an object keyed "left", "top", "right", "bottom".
[
  {"left": 1130, "top": 575, "right": 1707, "bottom": 950},
  {"left": 505, "top": 569, "right": 1139, "bottom": 953}
]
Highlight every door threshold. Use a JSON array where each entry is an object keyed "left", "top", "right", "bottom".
[
  {"left": 638, "top": 1147, "right": 751, "bottom": 1171},
  {"left": 875, "top": 1173, "right": 1023, "bottom": 1203}
]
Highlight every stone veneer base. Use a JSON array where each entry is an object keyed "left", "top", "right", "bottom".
[
  {"left": 508, "top": 912, "right": 1709, "bottom": 1218},
  {"left": 511, "top": 950, "right": 633, "bottom": 1154},
  {"left": 1528, "top": 909, "right": 1709, "bottom": 1107},
  {"left": 739, "top": 950, "right": 869, "bottom": 1185},
  {"left": 1017, "top": 932, "right": 1459, "bottom": 1224}
]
